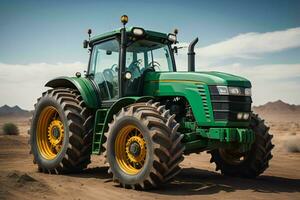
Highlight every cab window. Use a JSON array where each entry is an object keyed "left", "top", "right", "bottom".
[{"left": 89, "top": 39, "right": 119, "bottom": 100}]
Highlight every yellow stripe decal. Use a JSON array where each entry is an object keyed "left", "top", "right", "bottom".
[{"left": 149, "top": 80, "right": 205, "bottom": 84}]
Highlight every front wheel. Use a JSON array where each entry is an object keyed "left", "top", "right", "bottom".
[
  {"left": 209, "top": 113, "right": 274, "bottom": 178},
  {"left": 104, "top": 101, "right": 185, "bottom": 190},
  {"left": 29, "top": 88, "right": 93, "bottom": 174}
]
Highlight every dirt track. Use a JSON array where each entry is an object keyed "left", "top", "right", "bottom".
[{"left": 0, "top": 117, "right": 300, "bottom": 200}]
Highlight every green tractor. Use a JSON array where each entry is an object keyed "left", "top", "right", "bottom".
[{"left": 29, "top": 15, "right": 274, "bottom": 190}]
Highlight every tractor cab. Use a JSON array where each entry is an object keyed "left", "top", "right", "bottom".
[{"left": 86, "top": 26, "right": 177, "bottom": 106}]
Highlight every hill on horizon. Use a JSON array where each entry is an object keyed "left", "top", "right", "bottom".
[
  {"left": 253, "top": 100, "right": 300, "bottom": 114},
  {"left": 0, "top": 105, "right": 31, "bottom": 117}
]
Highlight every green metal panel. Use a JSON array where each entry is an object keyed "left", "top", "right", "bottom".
[
  {"left": 144, "top": 71, "right": 251, "bottom": 87},
  {"left": 143, "top": 72, "right": 251, "bottom": 127},
  {"left": 183, "top": 127, "right": 254, "bottom": 153},
  {"left": 45, "top": 76, "right": 100, "bottom": 109}
]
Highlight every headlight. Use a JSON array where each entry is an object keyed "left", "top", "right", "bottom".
[
  {"left": 216, "top": 86, "right": 251, "bottom": 96},
  {"left": 217, "top": 86, "right": 229, "bottom": 95},
  {"left": 243, "top": 113, "right": 250, "bottom": 120},
  {"left": 132, "top": 27, "right": 145, "bottom": 36},
  {"left": 168, "top": 33, "right": 177, "bottom": 43},
  {"left": 228, "top": 87, "right": 241, "bottom": 95},
  {"left": 245, "top": 88, "right": 252, "bottom": 96},
  {"left": 237, "top": 113, "right": 243, "bottom": 120}
]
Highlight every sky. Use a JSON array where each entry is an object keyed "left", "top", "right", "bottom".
[{"left": 0, "top": 0, "right": 300, "bottom": 109}]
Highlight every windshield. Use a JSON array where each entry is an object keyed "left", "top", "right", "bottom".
[{"left": 126, "top": 40, "right": 174, "bottom": 74}]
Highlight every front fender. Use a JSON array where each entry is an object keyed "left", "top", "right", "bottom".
[{"left": 45, "top": 76, "right": 100, "bottom": 109}]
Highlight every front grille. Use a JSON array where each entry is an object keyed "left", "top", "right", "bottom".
[{"left": 209, "top": 86, "right": 252, "bottom": 121}]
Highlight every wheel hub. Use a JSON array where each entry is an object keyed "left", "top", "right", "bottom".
[
  {"left": 125, "top": 136, "right": 146, "bottom": 163},
  {"left": 129, "top": 141, "right": 141, "bottom": 157},
  {"left": 52, "top": 126, "right": 60, "bottom": 138},
  {"left": 47, "top": 119, "right": 64, "bottom": 147}
]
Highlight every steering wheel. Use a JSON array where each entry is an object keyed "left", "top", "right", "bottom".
[
  {"left": 110, "top": 64, "right": 118, "bottom": 76},
  {"left": 128, "top": 59, "right": 142, "bottom": 76},
  {"left": 148, "top": 61, "right": 161, "bottom": 71}
]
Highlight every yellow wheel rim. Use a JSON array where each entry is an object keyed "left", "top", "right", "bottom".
[
  {"left": 115, "top": 125, "right": 146, "bottom": 175},
  {"left": 36, "top": 106, "right": 64, "bottom": 160}
]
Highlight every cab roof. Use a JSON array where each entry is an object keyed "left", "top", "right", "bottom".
[{"left": 90, "top": 27, "right": 169, "bottom": 44}]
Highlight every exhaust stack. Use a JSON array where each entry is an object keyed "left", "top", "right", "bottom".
[{"left": 188, "top": 37, "right": 199, "bottom": 72}]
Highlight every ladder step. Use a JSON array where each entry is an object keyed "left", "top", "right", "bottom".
[{"left": 92, "top": 108, "right": 109, "bottom": 154}]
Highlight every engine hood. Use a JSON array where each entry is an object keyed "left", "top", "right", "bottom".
[{"left": 144, "top": 71, "right": 251, "bottom": 87}]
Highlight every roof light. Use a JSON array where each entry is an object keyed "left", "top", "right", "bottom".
[
  {"left": 132, "top": 28, "right": 145, "bottom": 36},
  {"left": 168, "top": 33, "right": 177, "bottom": 43},
  {"left": 121, "top": 15, "right": 128, "bottom": 25}
]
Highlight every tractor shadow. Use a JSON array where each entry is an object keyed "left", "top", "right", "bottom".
[
  {"left": 154, "top": 167, "right": 300, "bottom": 195},
  {"left": 68, "top": 166, "right": 112, "bottom": 181},
  {"left": 67, "top": 166, "right": 300, "bottom": 195}
]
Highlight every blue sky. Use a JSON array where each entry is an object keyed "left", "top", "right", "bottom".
[{"left": 0, "top": 0, "right": 300, "bottom": 109}]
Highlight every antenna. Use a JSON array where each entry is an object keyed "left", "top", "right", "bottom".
[
  {"left": 87, "top": 29, "right": 92, "bottom": 41},
  {"left": 174, "top": 28, "right": 178, "bottom": 35}
]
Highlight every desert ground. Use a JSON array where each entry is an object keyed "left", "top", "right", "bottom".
[{"left": 0, "top": 114, "right": 299, "bottom": 200}]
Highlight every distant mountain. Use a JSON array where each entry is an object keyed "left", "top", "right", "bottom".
[
  {"left": 0, "top": 105, "right": 31, "bottom": 117},
  {"left": 253, "top": 100, "right": 300, "bottom": 114}
]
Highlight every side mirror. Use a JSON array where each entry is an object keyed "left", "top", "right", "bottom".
[
  {"left": 83, "top": 40, "right": 89, "bottom": 48},
  {"left": 172, "top": 46, "right": 178, "bottom": 54}
]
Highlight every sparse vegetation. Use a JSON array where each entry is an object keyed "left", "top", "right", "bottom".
[
  {"left": 2, "top": 123, "right": 20, "bottom": 135},
  {"left": 284, "top": 136, "right": 300, "bottom": 153}
]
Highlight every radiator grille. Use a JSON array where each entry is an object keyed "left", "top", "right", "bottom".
[{"left": 208, "top": 86, "right": 252, "bottom": 121}]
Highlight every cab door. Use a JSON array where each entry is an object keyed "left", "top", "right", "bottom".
[{"left": 89, "top": 39, "right": 120, "bottom": 105}]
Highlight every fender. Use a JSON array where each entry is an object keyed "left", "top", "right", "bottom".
[
  {"left": 104, "top": 96, "right": 154, "bottom": 125},
  {"left": 45, "top": 76, "right": 100, "bottom": 109}
]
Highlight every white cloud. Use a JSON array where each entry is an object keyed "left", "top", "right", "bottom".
[
  {"left": 0, "top": 62, "right": 86, "bottom": 110},
  {"left": 196, "top": 27, "right": 300, "bottom": 60},
  {"left": 207, "top": 63, "right": 300, "bottom": 81},
  {"left": 176, "top": 27, "right": 300, "bottom": 67}
]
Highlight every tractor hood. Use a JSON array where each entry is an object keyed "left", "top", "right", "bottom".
[{"left": 144, "top": 71, "right": 251, "bottom": 87}]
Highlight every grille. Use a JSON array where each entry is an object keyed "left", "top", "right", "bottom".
[
  {"left": 209, "top": 86, "right": 252, "bottom": 121},
  {"left": 197, "top": 84, "right": 210, "bottom": 119}
]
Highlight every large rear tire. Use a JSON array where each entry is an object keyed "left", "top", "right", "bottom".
[
  {"left": 104, "top": 101, "right": 184, "bottom": 190},
  {"left": 29, "top": 88, "right": 93, "bottom": 174},
  {"left": 209, "top": 113, "right": 274, "bottom": 177}
]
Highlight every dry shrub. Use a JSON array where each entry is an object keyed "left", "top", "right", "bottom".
[
  {"left": 284, "top": 135, "right": 300, "bottom": 153},
  {"left": 289, "top": 132, "right": 297, "bottom": 136},
  {"left": 2, "top": 123, "right": 20, "bottom": 135}
]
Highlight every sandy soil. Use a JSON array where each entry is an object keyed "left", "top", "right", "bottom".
[{"left": 0, "top": 116, "right": 299, "bottom": 200}]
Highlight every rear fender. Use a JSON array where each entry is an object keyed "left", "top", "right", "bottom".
[{"left": 45, "top": 76, "right": 100, "bottom": 109}]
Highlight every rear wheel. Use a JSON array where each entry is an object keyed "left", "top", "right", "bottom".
[
  {"left": 29, "top": 88, "right": 93, "bottom": 174},
  {"left": 209, "top": 113, "right": 274, "bottom": 177},
  {"left": 104, "top": 101, "right": 185, "bottom": 189}
]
